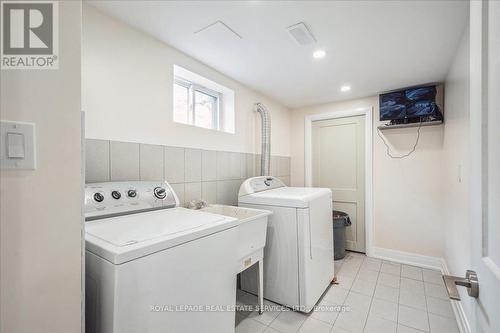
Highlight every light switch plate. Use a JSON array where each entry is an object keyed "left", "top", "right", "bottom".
[
  {"left": 1, "top": 120, "right": 36, "bottom": 169},
  {"left": 7, "top": 133, "right": 25, "bottom": 158}
]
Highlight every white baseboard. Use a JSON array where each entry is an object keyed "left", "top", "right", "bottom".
[
  {"left": 371, "top": 246, "right": 445, "bottom": 271},
  {"left": 369, "top": 247, "right": 471, "bottom": 333},
  {"left": 451, "top": 301, "right": 471, "bottom": 333},
  {"left": 441, "top": 261, "right": 472, "bottom": 333}
]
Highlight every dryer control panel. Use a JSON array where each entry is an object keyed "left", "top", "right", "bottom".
[
  {"left": 238, "top": 176, "right": 286, "bottom": 197},
  {"left": 84, "top": 181, "right": 179, "bottom": 221}
]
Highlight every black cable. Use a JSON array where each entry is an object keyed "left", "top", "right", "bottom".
[{"left": 377, "top": 120, "right": 423, "bottom": 159}]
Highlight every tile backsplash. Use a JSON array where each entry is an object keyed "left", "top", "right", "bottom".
[{"left": 85, "top": 139, "right": 291, "bottom": 206}]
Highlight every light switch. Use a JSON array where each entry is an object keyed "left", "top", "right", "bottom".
[
  {"left": 1, "top": 120, "right": 36, "bottom": 169},
  {"left": 7, "top": 132, "right": 25, "bottom": 158}
]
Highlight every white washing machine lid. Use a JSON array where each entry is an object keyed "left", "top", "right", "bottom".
[
  {"left": 238, "top": 187, "right": 332, "bottom": 208},
  {"left": 85, "top": 207, "right": 238, "bottom": 264}
]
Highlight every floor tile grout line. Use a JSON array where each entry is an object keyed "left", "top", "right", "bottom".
[
  {"left": 326, "top": 258, "right": 346, "bottom": 333},
  {"left": 423, "top": 280, "right": 432, "bottom": 333},
  {"left": 331, "top": 252, "right": 362, "bottom": 331},
  {"left": 396, "top": 268, "right": 402, "bottom": 329},
  {"left": 263, "top": 302, "right": 284, "bottom": 328},
  {"left": 293, "top": 313, "right": 308, "bottom": 333},
  {"left": 398, "top": 323, "right": 427, "bottom": 333},
  {"left": 361, "top": 256, "right": 381, "bottom": 332}
]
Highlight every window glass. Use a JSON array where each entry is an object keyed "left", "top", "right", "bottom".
[
  {"left": 173, "top": 65, "right": 235, "bottom": 133},
  {"left": 173, "top": 83, "right": 189, "bottom": 124},
  {"left": 194, "top": 90, "right": 217, "bottom": 130}
]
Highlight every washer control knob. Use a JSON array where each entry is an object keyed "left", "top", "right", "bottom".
[
  {"left": 154, "top": 187, "right": 167, "bottom": 199},
  {"left": 111, "top": 190, "right": 121, "bottom": 200},
  {"left": 93, "top": 192, "right": 104, "bottom": 203},
  {"left": 127, "top": 189, "right": 137, "bottom": 198}
]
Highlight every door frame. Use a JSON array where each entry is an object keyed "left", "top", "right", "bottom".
[
  {"left": 304, "top": 107, "right": 374, "bottom": 256},
  {"left": 468, "top": 1, "right": 500, "bottom": 332}
]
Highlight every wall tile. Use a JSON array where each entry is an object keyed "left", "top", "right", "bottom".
[
  {"left": 216, "top": 180, "right": 242, "bottom": 205},
  {"left": 170, "top": 183, "right": 185, "bottom": 206},
  {"left": 85, "top": 139, "right": 110, "bottom": 183},
  {"left": 86, "top": 139, "right": 290, "bottom": 204},
  {"left": 185, "top": 182, "right": 202, "bottom": 204},
  {"left": 275, "top": 156, "right": 291, "bottom": 177},
  {"left": 270, "top": 155, "right": 279, "bottom": 176},
  {"left": 217, "top": 151, "right": 241, "bottom": 180},
  {"left": 239, "top": 153, "right": 247, "bottom": 179},
  {"left": 185, "top": 148, "right": 202, "bottom": 182},
  {"left": 246, "top": 154, "right": 256, "bottom": 178},
  {"left": 140, "top": 144, "right": 164, "bottom": 181},
  {"left": 202, "top": 181, "right": 217, "bottom": 204},
  {"left": 255, "top": 154, "right": 262, "bottom": 176},
  {"left": 276, "top": 156, "right": 282, "bottom": 176},
  {"left": 202, "top": 150, "right": 217, "bottom": 181},
  {"left": 216, "top": 151, "right": 229, "bottom": 180},
  {"left": 228, "top": 152, "right": 241, "bottom": 179},
  {"left": 283, "top": 156, "right": 291, "bottom": 176},
  {"left": 164, "top": 146, "right": 185, "bottom": 183},
  {"left": 110, "top": 141, "right": 140, "bottom": 181}
]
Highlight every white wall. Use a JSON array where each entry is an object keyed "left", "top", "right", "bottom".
[
  {"left": 82, "top": 3, "right": 291, "bottom": 156},
  {"left": 443, "top": 26, "right": 472, "bottom": 321},
  {"left": 0, "top": 1, "right": 83, "bottom": 332},
  {"left": 290, "top": 98, "right": 445, "bottom": 258}
]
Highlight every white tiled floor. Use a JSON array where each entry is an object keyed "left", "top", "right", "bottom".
[{"left": 235, "top": 252, "right": 460, "bottom": 333}]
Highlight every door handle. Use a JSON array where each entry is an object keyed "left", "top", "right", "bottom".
[{"left": 442, "top": 270, "right": 479, "bottom": 300}]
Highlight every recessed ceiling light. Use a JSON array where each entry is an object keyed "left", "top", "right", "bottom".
[
  {"left": 313, "top": 49, "right": 326, "bottom": 59},
  {"left": 340, "top": 85, "right": 351, "bottom": 92}
]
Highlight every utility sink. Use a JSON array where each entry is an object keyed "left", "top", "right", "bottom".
[
  {"left": 201, "top": 204, "right": 271, "bottom": 314},
  {"left": 201, "top": 204, "right": 271, "bottom": 272}
]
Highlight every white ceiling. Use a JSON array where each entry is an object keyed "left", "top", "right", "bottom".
[{"left": 87, "top": 0, "right": 468, "bottom": 108}]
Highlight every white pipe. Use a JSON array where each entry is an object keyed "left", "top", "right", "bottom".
[{"left": 255, "top": 103, "right": 271, "bottom": 176}]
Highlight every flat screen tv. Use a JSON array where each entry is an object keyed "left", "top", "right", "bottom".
[{"left": 379, "top": 84, "right": 444, "bottom": 123}]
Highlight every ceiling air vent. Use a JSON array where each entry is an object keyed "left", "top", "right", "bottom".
[
  {"left": 287, "top": 22, "right": 316, "bottom": 46},
  {"left": 194, "top": 20, "right": 242, "bottom": 40}
]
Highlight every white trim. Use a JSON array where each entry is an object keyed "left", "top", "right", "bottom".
[
  {"left": 304, "top": 107, "right": 374, "bottom": 256},
  {"left": 371, "top": 246, "right": 444, "bottom": 271},
  {"left": 81, "top": 111, "right": 86, "bottom": 333},
  {"left": 452, "top": 298, "right": 472, "bottom": 333},
  {"left": 441, "top": 261, "right": 472, "bottom": 333}
]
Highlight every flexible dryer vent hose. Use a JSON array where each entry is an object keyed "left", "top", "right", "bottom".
[{"left": 255, "top": 103, "right": 271, "bottom": 176}]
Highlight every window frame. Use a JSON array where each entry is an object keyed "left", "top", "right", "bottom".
[{"left": 174, "top": 76, "right": 222, "bottom": 130}]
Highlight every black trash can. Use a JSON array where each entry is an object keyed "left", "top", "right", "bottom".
[{"left": 332, "top": 210, "right": 352, "bottom": 260}]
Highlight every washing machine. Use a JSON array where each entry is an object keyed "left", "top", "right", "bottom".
[
  {"left": 84, "top": 181, "right": 239, "bottom": 333},
  {"left": 238, "top": 176, "right": 334, "bottom": 313}
]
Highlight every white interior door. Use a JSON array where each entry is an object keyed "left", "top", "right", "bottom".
[
  {"left": 312, "top": 116, "right": 366, "bottom": 252},
  {"left": 469, "top": 1, "right": 500, "bottom": 332}
]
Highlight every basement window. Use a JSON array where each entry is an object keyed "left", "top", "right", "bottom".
[{"left": 173, "top": 65, "right": 235, "bottom": 133}]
